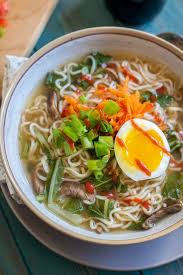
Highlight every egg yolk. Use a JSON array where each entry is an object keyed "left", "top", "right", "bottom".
[{"left": 119, "top": 128, "right": 164, "bottom": 172}]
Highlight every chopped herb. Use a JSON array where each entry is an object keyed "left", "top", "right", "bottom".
[
  {"left": 80, "top": 80, "right": 90, "bottom": 90},
  {"left": 92, "top": 52, "right": 112, "bottom": 67},
  {"left": 45, "top": 72, "right": 66, "bottom": 91},
  {"left": 128, "top": 216, "right": 147, "bottom": 230},
  {"left": 165, "top": 130, "right": 182, "bottom": 153},
  {"left": 157, "top": 95, "right": 173, "bottom": 108},
  {"left": 162, "top": 171, "right": 183, "bottom": 199}
]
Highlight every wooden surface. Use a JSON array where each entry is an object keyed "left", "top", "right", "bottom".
[
  {"left": 0, "top": 0, "right": 58, "bottom": 92},
  {"left": 1, "top": 0, "right": 183, "bottom": 274}
]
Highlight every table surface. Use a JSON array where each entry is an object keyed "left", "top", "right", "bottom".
[{"left": 0, "top": 0, "right": 183, "bottom": 274}]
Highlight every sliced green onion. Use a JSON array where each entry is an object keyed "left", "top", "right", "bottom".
[
  {"left": 94, "top": 142, "right": 109, "bottom": 157},
  {"left": 70, "top": 115, "right": 86, "bottom": 137},
  {"left": 80, "top": 136, "right": 94, "bottom": 149},
  {"left": 79, "top": 95, "right": 87, "bottom": 104},
  {"left": 99, "top": 136, "right": 113, "bottom": 148},
  {"left": 63, "top": 126, "right": 78, "bottom": 142},
  {"left": 52, "top": 128, "right": 64, "bottom": 148},
  {"left": 103, "top": 100, "right": 120, "bottom": 115},
  {"left": 94, "top": 170, "right": 103, "bottom": 180},
  {"left": 100, "top": 120, "right": 113, "bottom": 134},
  {"left": 80, "top": 109, "right": 100, "bottom": 128},
  {"left": 87, "top": 129, "right": 98, "bottom": 141},
  {"left": 87, "top": 159, "right": 105, "bottom": 171},
  {"left": 63, "top": 141, "right": 76, "bottom": 156}
]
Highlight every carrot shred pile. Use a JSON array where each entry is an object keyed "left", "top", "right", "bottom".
[
  {"left": 95, "top": 78, "right": 153, "bottom": 132},
  {"left": 63, "top": 77, "right": 154, "bottom": 132}
]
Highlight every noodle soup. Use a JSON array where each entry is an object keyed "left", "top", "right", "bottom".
[{"left": 19, "top": 52, "right": 183, "bottom": 233}]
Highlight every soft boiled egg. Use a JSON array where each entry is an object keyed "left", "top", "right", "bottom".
[{"left": 114, "top": 118, "right": 170, "bottom": 181}]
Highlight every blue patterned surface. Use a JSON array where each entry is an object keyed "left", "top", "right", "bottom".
[{"left": 1, "top": 1, "right": 183, "bottom": 274}]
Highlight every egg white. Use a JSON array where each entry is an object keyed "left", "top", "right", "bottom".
[{"left": 114, "top": 118, "right": 170, "bottom": 181}]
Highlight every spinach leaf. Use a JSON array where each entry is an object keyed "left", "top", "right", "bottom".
[
  {"left": 157, "top": 95, "right": 173, "bottom": 108},
  {"left": 128, "top": 216, "right": 147, "bottom": 230},
  {"left": 92, "top": 52, "right": 112, "bottom": 67},
  {"left": 162, "top": 171, "right": 183, "bottom": 199}
]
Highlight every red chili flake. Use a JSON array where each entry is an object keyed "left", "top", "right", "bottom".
[
  {"left": 62, "top": 133, "right": 75, "bottom": 150},
  {"left": 156, "top": 86, "right": 165, "bottom": 94},
  {"left": 84, "top": 118, "right": 90, "bottom": 128},
  {"left": 61, "top": 107, "right": 69, "bottom": 117},
  {"left": 80, "top": 74, "right": 93, "bottom": 85},
  {"left": 85, "top": 181, "right": 95, "bottom": 194},
  {"left": 95, "top": 124, "right": 100, "bottom": 131},
  {"left": 150, "top": 94, "right": 157, "bottom": 102},
  {"left": 98, "top": 84, "right": 108, "bottom": 92},
  {"left": 141, "top": 200, "right": 150, "bottom": 209},
  {"left": 133, "top": 197, "right": 142, "bottom": 203},
  {"left": 123, "top": 198, "right": 133, "bottom": 205}
]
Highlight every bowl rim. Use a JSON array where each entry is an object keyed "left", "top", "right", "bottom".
[{"left": 1, "top": 26, "right": 183, "bottom": 245}]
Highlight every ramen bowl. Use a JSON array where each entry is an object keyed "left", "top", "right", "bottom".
[{"left": 1, "top": 27, "right": 183, "bottom": 245}]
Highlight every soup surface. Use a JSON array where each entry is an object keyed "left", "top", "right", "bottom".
[{"left": 19, "top": 52, "right": 183, "bottom": 233}]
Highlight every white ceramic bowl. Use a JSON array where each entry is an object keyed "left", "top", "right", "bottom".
[{"left": 1, "top": 27, "right": 183, "bottom": 245}]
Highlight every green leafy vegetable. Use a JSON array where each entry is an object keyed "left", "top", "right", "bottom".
[
  {"left": 63, "top": 141, "right": 76, "bottom": 156},
  {"left": 87, "top": 204, "right": 104, "bottom": 218},
  {"left": 87, "top": 198, "right": 115, "bottom": 219},
  {"left": 45, "top": 72, "right": 66, "bottom": 91},
  {"left": 63, "top": 198, "right": 84, "bottom": 214},
  {"left": 128, "top": 216, "right": 147, "bottom": 230},
  {"left": 80, "top": 80, "right": 90, "bottom": 90},
  {"left": 157, "top": 95, "right": 173, "bottom": 108},
  {"left": 117, "top": 182, "right": 128, "bottom": 193},
  {"left": 100, "top": 120, "right": 113, "bottom": 134},
  {"left": 35, "top": 130, "right": 53, "bottom": 162},
  {"left": 162, "top": 171, "right": 183, "bottom": 199},
  {"left": 166, "top": 130, "right": 182, "bottom": 153},
  {"left": 92, "top": 52, "right": 112, "bottom": 67},
  {"left": 103, "top": 100, "right": 120, "bottom": 115},
  {"left": 48, "top": 203, "right": 84, "bottom": 225},
  {"left": 48, "top": 158, "right": 64, "bottom": 204}
]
